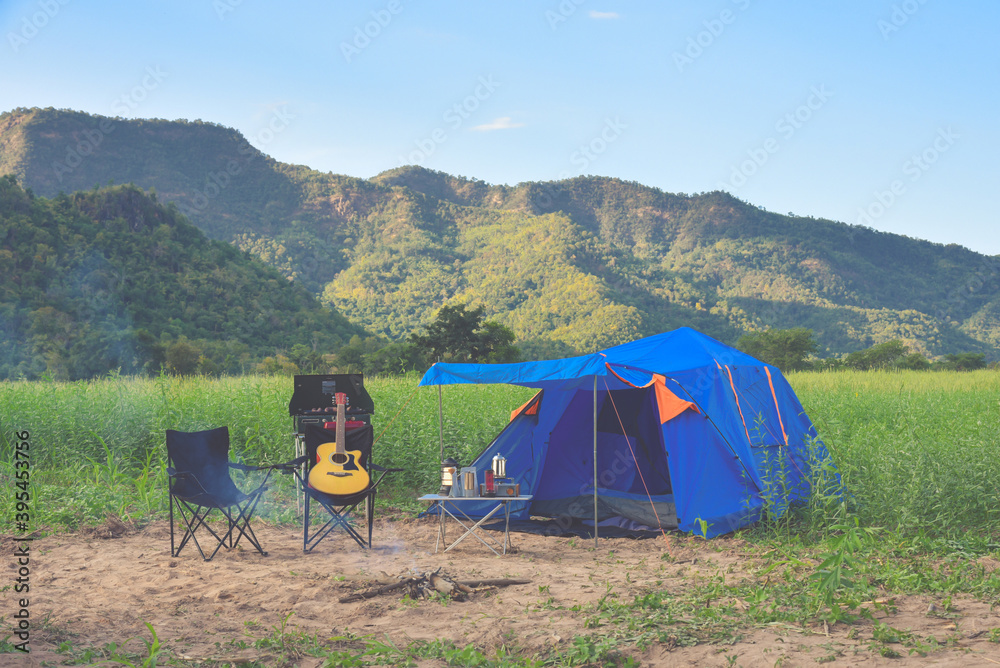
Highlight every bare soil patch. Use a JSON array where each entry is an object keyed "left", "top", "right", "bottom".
[{"left": 5, "top": 515, "right": 1000, "bottom": 667}]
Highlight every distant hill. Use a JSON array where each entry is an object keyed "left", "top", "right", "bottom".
[
  {"left": 0, "top": 176, "right": 362, "bottom": 379},
  {"left": 2, "top": 107, "right": 998, "bottom": 360}
]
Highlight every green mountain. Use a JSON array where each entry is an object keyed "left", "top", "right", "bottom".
[
  {"left": 0, "top": 175, "right": 362, "bottom": 379},
  {"left": 2, "top": 107, "right": 998, "bottom": 360}
]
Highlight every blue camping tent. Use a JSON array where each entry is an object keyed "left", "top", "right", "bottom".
[{"left": 419, "top": 327, "right": 832, "bottom": 538}]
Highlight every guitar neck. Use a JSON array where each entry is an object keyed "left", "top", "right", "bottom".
[{"left": 334, "top": 392, "right": 347, "bottom": 454}]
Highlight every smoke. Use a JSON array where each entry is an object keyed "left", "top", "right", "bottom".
[{"left": 40, "top": 249, "right": 145, "bottom": 378}]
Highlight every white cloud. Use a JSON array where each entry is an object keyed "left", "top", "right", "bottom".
[
  {"left": 589, "top": 11, "right": 620, "bottom": 19},
  {"left": 472, "top": 116, "right": 525, "bottom": 132}
]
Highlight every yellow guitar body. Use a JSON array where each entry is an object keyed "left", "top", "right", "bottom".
[{"left": 308, "top": 441, "right": 370, "bottom": 495}]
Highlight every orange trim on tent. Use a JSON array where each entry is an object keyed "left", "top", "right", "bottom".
[
  {"left": 764, "top": 367, "right": 788, "bottom": 446},
  {"left": 651, "top": 374, "right": 699, "bottom": 424},
  {"left": 605, "top": 364, "right": 654, "bottom": 389},
  {"left": 510, "top": 390, "right": 542, "bottom": 422},
  {"left": 722, "top": 364, "right": 753, "bottom": 445},
  {"left": 604, "top": 364, "right": 697, "bottom": 424}
]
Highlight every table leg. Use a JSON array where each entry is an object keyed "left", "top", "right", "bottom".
[
  {"left": 503, "top": 500, "right": 512, "bottom": 554},
  {"left": 435, "top": 500, "right": 446, "bottom": 553},
  {"left": 441, "top": 501, "right": 507, "bottom": 556}
]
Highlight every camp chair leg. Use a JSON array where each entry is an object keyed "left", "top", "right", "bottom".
[
  {"left": 335, "top": 512, "right": 368, "bottom": 549},
  {"left": 304, "top": 497, "right": 368, "bottom": 551},
  {"left": 302, "top": 489, "right": 349, "bottom": 552},
  {"left": 306, "top": 501, "right": 368, "bottom": 552},
  {"left": 306, "top": 515, "right": 345, "bottom": 552},
  {"left": 305, "top": 509, "right": 344, "bottom": 552},
  {"left": 171, "top": 498, "right": 201, "bottom": 556},
  {"left": 216, "top": 506, "right": 266, "bottom": 557},
  {"left": 169, "top": 490, "right": 176, "bottom": 556},
  {"left": 221, "top": 490, "right": 268, "bottom": 556},
  {"left": 365, "top": 491, "right": 377, "bottom": 548},
  {"left": 303, "top": 485, "right": 311, "bottom": 552},
  {"left": 171, "top": 499, "right": 227, "bottom": 561},
  {"left": 338, "top": 506, "right": 368, "bottom": 549},
  {"left": 170, "top": 495, "right": 267, "bottom": 561}
]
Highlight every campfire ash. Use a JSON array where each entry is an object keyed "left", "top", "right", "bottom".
[{"left": 339, "top": 569, "right": 530, "bottom": 603}]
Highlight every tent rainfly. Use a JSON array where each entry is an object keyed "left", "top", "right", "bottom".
[{"left": 419, "top": 327, "right": 836, "bottom": 539}]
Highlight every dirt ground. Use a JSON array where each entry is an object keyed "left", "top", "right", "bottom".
[{"left": 6, "top": 514, "right": 1000, "bottom": 668}]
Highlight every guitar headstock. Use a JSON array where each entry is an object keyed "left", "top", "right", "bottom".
[{"left": 335, "top": 392, "right": 348, "bottom": 407}]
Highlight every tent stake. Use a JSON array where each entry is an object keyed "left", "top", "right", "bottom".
[{"left": 593, "top": 374, "right": 598, "bottom": 548}]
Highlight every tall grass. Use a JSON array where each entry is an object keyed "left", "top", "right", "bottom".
[
  {"left": 367, "top": 376, "right": 534, "bottom": 493},
  {"left": 0, "top": 372, "right": 532, "bottom": 528},
  {"left": 789, "top": 369, "right": 1000, "bottom": 537},
  {"left": 2, "top": 369, "right": 998, "bottom": 539}
]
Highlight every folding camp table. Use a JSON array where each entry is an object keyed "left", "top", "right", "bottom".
[{"left": 418, "top": 494, "right": 532, "bottom": 556}]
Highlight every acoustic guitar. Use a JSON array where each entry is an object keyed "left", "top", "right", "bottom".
[{"left": 307, "top": 392, "right": 370, "bottom": 495}]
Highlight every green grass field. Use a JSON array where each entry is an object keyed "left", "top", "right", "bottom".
[
  {"left": 2, "top": 369, "right": 998, "bottom": 539},
  {"left": 4, "top": 370, "right": 1000, "bottom": 666},
  {"left": 0, "top": 372, "right": 536, "bottom": 528},
  {"left": 791, "top": 370, "right": 1000, "bottom": 535}
]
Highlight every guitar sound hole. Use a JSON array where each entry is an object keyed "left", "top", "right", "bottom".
[{"left": 331, "top": 453, "right": 349, "bottom": 465}]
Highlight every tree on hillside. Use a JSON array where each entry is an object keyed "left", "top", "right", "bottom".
[
  {"left": 844, "top": 340, "right": 909, "bottom": 370},
  {"left": 363, "top": 340, "right": 427, "bottom": 375},
  {"left": 735, "top": 328, "right": 817, "bottom": 372},
  {"left": 332, "top": 335, "right": 427, "bottom": 375},
  {"left": 409, "top": 304, "right": 520, "bottom": 364},
  {"left": 936, "top": 352, "right": 987, "bottom": 371},
  {"left": 518, "top": 338, "right": 579, "bottom": 361},
  {"left": 164, "top": 337, "right": 202, "bottom": 375},
  {"left": 288, "top": 343, "right": 326, "bottom": 373},
  {"left": 896, "top": 352, "right": 931, "bottom": 370}
]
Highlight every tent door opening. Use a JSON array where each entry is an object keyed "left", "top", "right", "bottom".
[{"left": 531, "top": 386, "right": 677, "bottom": 530}]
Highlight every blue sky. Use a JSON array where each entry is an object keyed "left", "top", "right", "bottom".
[{"left": 3, "top": 1, "right": 998, "bottom": 255}]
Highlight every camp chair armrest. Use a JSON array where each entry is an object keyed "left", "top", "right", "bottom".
[
  {"left": 166, "top": 468, "right": 211, "bottom": 496},
  {"left": 274, "top": 457, "right": 306, "bottom": 475},
  {"left": 167, "top": 466, "right": 196, "bottom": 481},
  {"left": 229, "top": 461, "right": 294, "bottom": 472},
  {"left": 278, "top": 455, "right": 309, "bottom": 471}
]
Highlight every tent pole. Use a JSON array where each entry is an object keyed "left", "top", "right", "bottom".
[
  {"left": 593, "top": 375, "right": 598, "bottom": 548},
  {"left": 437, "top": 359, "right": 446, "bottom": 461},
  {"left": 437, "top": 385, "right": 445, "bottom": 461}
]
